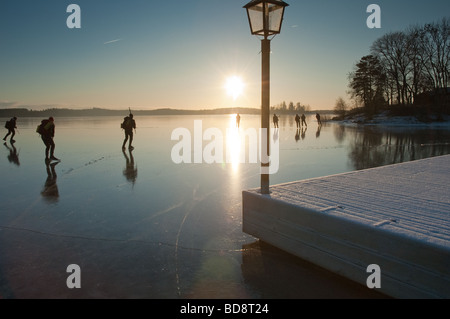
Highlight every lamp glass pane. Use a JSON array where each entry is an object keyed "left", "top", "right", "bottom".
[
  {"left": 268, "top": 5, "right": 284, "bottom": 33},
  {"left": 247, "top": 3, "right": 263, "bottom": 34}
]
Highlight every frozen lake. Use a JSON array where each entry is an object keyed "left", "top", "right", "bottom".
[{"left": 1, "top": 114, "right": 450, "bottom": 298}]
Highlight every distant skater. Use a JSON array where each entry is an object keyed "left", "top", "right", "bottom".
[
  {"left": 273, "top": 114, "right": 279, "bottom": 128},
  {"left": 295, "top": 114, "right": 300, "bottom": 128},
  {"left": 301, "top": 113, "right": 307, "bottom": 127},
  {"left": 316, "top": 113, "right": 322, "bottom": 126},
  {"left": 236, "top": 113, "right": 241, "bottom": 128},
  {"left": 121, "top": 113, "right": 136, "bottom": 150},
  {"left": 3, "top": 117, "right": 17, "bottom": 143},
  {"left": 37, "top": 117, "right": 59, "bottom": 162}
]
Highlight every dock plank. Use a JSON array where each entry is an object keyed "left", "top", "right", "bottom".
[{"left": 242, "top": 155, "right": 450, "bottom": 298}]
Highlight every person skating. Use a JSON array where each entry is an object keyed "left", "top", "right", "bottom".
[
  {"left": 121, "top": 113, "right": 136, "bottom": 150},
  {"left": 37, "top": 117, "right": 59, "bottom": 162},
  {"left": 3, "top": 117, "right": 17, "bottom": 143},
  {"left": 295, "top": 114, "right": 300, "bottom": 128},
  {"left": 273, "top": 114, "right": 279, "bottom": 128},
  {"left": 301, "top": 113, "right": 307, "bottom": 127},
  {"left": 316, "top": 113, "right": 322, "bottom": 126}
]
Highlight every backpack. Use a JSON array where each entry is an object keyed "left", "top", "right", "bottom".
[
  {"left": 120, "top": 117, "right": 128, "bottom": 129},
  {"left": 121, "top": 117, "right": 133, "bottom": 130},
  {"left": 36, "top": 119, "right": 48, "bottom": 135},
  {"left": 5, "top": 120, "right": 10, "bottom": 129}
]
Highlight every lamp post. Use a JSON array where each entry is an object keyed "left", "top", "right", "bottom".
[{"left": 244, "top": 0, "right": 288, "bottom": 194}]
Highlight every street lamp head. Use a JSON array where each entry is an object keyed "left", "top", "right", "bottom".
[{"left": 244, "top": 0, "right": 289, "bottom": 39}]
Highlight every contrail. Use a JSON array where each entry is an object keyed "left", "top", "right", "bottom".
[{"left": 103, "top": 38, "right": 122, "bottom": 45}]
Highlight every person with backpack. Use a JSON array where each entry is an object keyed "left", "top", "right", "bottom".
[
  {"left": 3, "top": 116, "right": 17, "bottom": 143},
  {"left": 301, "top": 113, "right": 307, "bottom": 127},
  {"left": 316, "top": 113, "right": 322, "bottom": 126},
  {"left": 121, "top": 113, "right": 136, "bottom": 150},
  {"left": 273, "top": 113, "right": 279, "bottom": 128},
  {"left": 38, "top": 117, "right": 59, "bottom": 162},
  {"left": 295, "top": 114, "right": 300, "bottom": 128}
]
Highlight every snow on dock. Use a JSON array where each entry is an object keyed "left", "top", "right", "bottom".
[{"left": 242, "top": 155, "right": 450, "bottom": 298}]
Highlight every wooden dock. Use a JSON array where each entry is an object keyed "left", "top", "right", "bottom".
[{"left": 242, "top": 155, "right": 450, "bottom": 299}]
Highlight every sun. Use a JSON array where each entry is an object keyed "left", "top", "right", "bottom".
[{"left": 225, "top": 76, "right": 245, "bottom": 100}]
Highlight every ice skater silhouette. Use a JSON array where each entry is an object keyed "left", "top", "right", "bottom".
[
  {"left": 122, "top": 113, "right": 137, "bottom": 150},
  {"left": 38, "top": 117, "right": 59, "bottom": 162},
  {"left": 316, "top": 113, "right": 322, "bottom": 126},
  {"left": 273, "top": 114, "right": 279, "bottom": 128},
  {"left": 295, "top": 114, "right": 300, "bottom": 128},
  {"left": 3, "top": 117, "right": 17, "bottom": 143},
  {"left": 301, "top": 114, "right": 307, "bottom": 127}
]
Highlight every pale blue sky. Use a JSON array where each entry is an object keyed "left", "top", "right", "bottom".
[{"left": 0, "top": 0, "right": 449, "bottom": 110}]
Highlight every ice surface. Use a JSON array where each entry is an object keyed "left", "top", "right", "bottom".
[{"left": 0, "top": 114, "right": 449, "bottom": 298}]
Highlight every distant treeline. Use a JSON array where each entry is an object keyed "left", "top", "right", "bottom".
[
  {"left": 270, "top": 101, "right": 312, "bottom": 114},
  {"left": 0, "top": 107, "right": 261, "bottom": 118},
  {"left": 339, "top": 17, "right": 449, "bottom": 118},
  {"left": 0, "top": 107, "right": 335, "bottom": 118}
]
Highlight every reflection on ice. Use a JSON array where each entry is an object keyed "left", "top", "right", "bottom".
[
  {"left": 3, "top": 142, "right": 20, "bottom": 166},
  {"left": 226, "top": 115, "right": 241, "bottom": 172},
  {"left": 41, "top": 161, "right": 59, "bottom": 203},
  {"left": 316, "top": 124, "right": 322, "bottom": 138},
  {"left": 122, "top": 149, "right": 138, "bottom": 186}
]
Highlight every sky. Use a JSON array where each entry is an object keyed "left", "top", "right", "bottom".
[{"left": 0, "top": 0, "right": 449, "bottom": 111}]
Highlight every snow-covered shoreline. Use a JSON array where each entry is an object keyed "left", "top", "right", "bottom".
[{"left": 332, "top": 111, "right": 450, "bottom": 128}]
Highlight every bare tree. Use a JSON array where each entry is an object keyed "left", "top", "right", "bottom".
[
  {"left": 418, "top": 18, "right": 449, "bottom": 91},
  {"left": 371, "top": 32, "right": 412, "bottom": 106},
  {"left": 405, "top": 25, "right": 429, "bottom": 103},
  {"left": 371, "top": 18, "right": 449, "bottom": 108},
  {"left": 334, "top": 97, "right": 348, "bottom": 118}
]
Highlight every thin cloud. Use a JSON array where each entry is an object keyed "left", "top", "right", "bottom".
[
  {"left": 0, "top": 101, "right": 20, "bottom": 109},
  {"left": 103, "top": 38, "right": 123, "bottom": 45}
]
